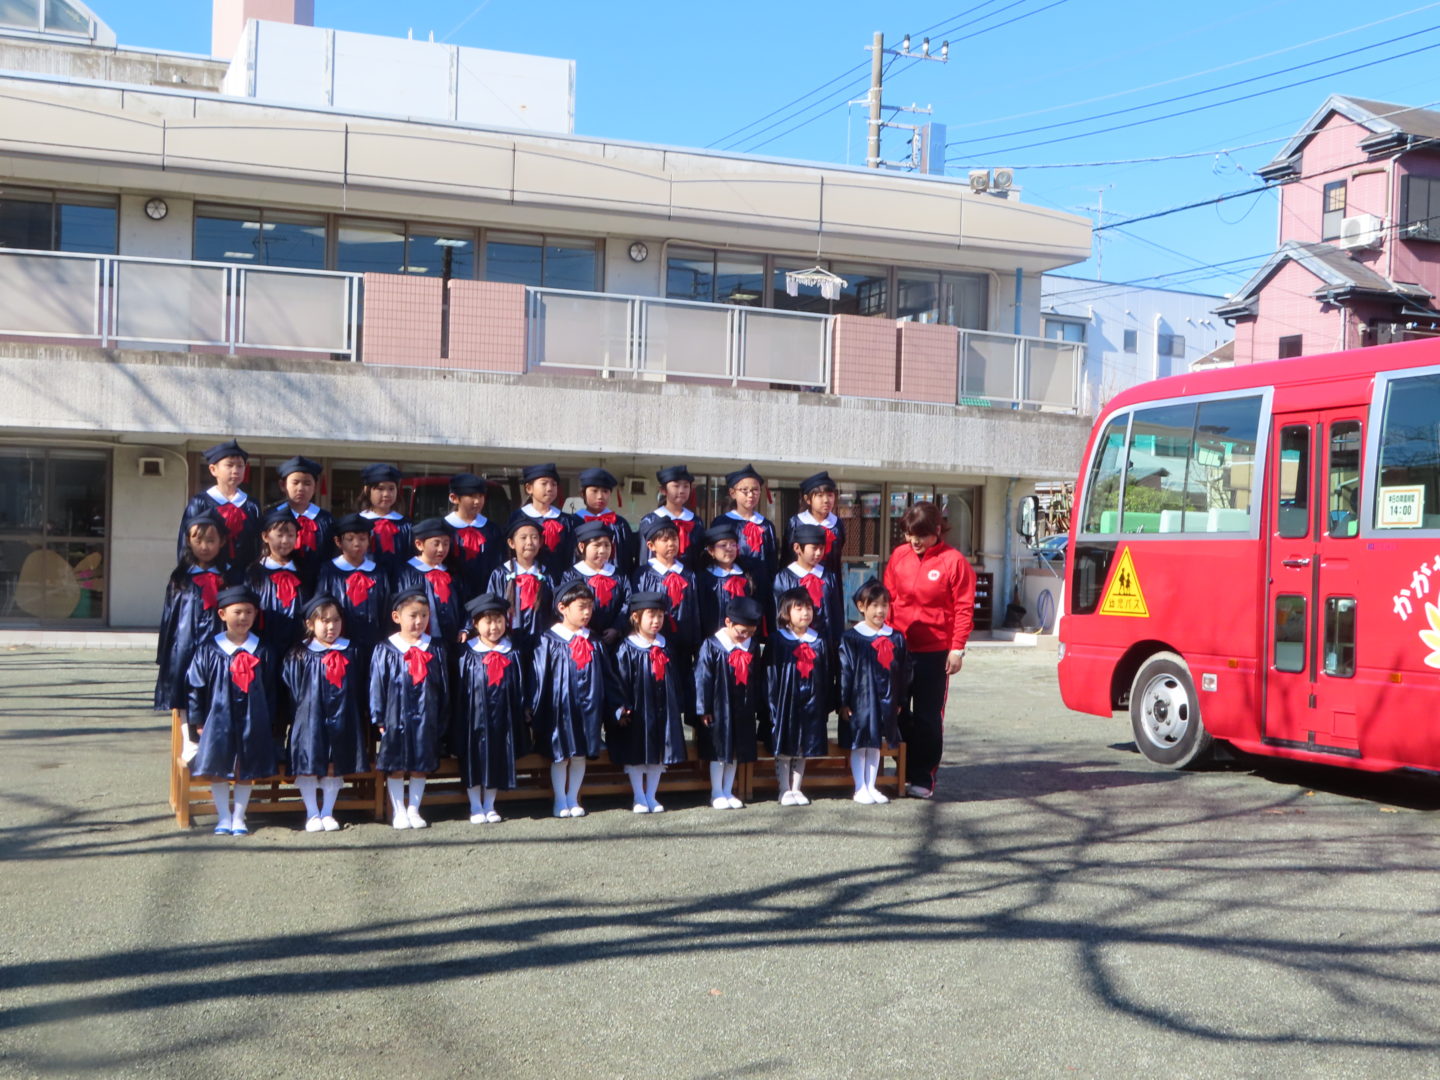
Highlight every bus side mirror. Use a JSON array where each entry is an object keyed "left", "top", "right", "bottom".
[{"left": 1018, "top": 494, "right": 1039, "bottom": 543}]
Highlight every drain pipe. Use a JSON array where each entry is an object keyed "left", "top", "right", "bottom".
[{"left": 1002, "top": 476, "right": 1016, "bottom": 629}]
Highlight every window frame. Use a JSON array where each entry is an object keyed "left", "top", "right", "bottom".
[
  {"left": 1321, "top": 179, "right": 1347, "bottom": 241},
  {"left": 1363, "top": 361, "right": 1440, "bottom": 537},
  {"left": 1278, "top": 334, "right": 1302, "bottom": 359},
  {"left": 0, "top": 185, "right": 118, "bottom": 255}
]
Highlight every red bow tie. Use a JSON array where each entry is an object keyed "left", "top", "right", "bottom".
[
  {"left": 403, "top": 646, "right": 432, "bottom": 686},
  {"left": 675, "top": 518, "right": 694, "bottom": 552},
  {"left": 516, "top": 573, "right": 539, "bottom": 611},
  {"left": 215, "top": 502, "right": 246, "bottom": 559},
  {"left": 569, "top": 634, "right": 594, "bottom": 670},
  {"left": 541, "top": 518, "right": 565, "bottom": 551},
  {"left": 371, "top": 518, "right": 398, "bottom": 554},
  {"left": 322, "top": 649, "right": 349, "bottom": 689},
  {"left": 589, "top": 573, "right": 616, "bottom": 607},
  {"left": 457, "top": 526, "right": 486, "bottom": 559},
  {"left": 587, "top": 510, "right": 617, "bottom": 526},
  {"left": 822, "top": 526, "right": 836, "bottom": 558},
  {"left": 721, "top": 575, "right": 748, "bottom": 599},
  {"left": 483, "top": 649, "right": 511, "bottom": 687},
  {"left": 195, "top": 569, "right": 221, "bottom": 611},
  {"left": 294, "top": 513, "right": 318, "bottom": 552},
  {"left": 800, "top": 574, "right": 824, "bottom": 609},
  {"left": 741, "top": 521, "right": 766, "bottom": 554},
  {"left": 727, "top": 647, "right": 753, "bottom": 686},
  {"left": 345, "top": 571, "right": 376, "bottom": 608},
  {"left": 872, "top": 636, "right": 895, "bottom": 671},
  {"left": 649, "top": 644, "right": 669, "bottom": 681},
  {"left": 272, "top": 569, "right": 301, "bottom": 609},
  {"left": 795, "top": 641, "right": 816, "bottom": 680},
  {"left": 229, "top": 649, "right": 260, "bottom": 693},
  {"left": 662, "top": 573, "right": 688, "bottom": 611},
  {"left": 426, "top": 567, "right": 452, "bottom": 604}
]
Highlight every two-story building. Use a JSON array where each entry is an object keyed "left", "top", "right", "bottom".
[
  {"left": 1217, "top": 94, "right": 1440, "bottom": 361},
  {"left": 0, "top": 0, "right": 1093, "bottom": 631}
]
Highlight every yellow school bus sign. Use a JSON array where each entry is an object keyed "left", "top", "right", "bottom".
[{"left": 1099, "top": 547, "right": 1149, "bottom": 617}]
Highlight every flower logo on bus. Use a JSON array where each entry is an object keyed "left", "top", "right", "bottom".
[{"left": 1423, "top": 604, "right": 1440, "bottom": 670}]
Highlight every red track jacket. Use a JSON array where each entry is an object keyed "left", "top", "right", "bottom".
[{"left": 883, "top": 541, "right": 976, "bottom": 653}]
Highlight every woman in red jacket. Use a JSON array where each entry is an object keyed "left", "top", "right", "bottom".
[{"left": 882, "top": 501, "right": 975, "bottom": 798}]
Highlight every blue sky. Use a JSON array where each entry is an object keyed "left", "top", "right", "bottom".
[{"left": 91, "top": 1, "right": 1440, "bottom": 299}]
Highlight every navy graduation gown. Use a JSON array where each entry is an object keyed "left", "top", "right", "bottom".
[
  {"left": 716, "top": 512, "right": 779, "bottom": 602},
  {"left": 630, "top": 561, "right": 702, "bottom": 657},
  {"left": 766, "top": 630, "right": 832, "bottom": 758},
  {"left": 529, "top": 628, "right": 605, "bottom": 761},
  {"left": 187, "top": 635, "right": 279, "bottom": 781},
  {"left": 486, "top": 562, "right": 553, "bottom": 659},
  {"left": 177, "top": 490, "right": 260, "bottom": 580},
  {"left": 605, "top": 634, "right": 688, "bottom": 766},
  {"left": 270, "top": 503, "right": 335, "bottom": 588},
  {"left": 508, "top": 507, "right": 577, "bottom": 581},
  {"left": 394, "top": 558, "right": 465, "bottom": 645},
  {"left": 154, "top": 567, "right": 224, "bottom": 710},
  {"left": 697, "top": 566, "right": 757, "bottom": 638},
  {"left": 446, "top": 513, "right": 504, "bottom": 602},
  {"left": 785, "top": 512, "right": 847, "bottom": 579},
  {"left": 693, "top": 633, "right": 765, "bottom": 764},
  {"left": 453, "top": 639, "right": 530, "bottom": 790},
  {"left": 361, "top": 512, "right": 413, "bottom": 581},
  {"left": 247, "top": 561, "right": 307, "bottom": 666},
  {"left": 369, "top": 635, "right": 449, "bottom": 774},
  {"left": 574, "top": 509, "right": 639, "bottom": 575},
  {"left": 282, "top": 639, "right": 370, "bottom": 776},
  {"left": 639, "top": 508, "right": 700, "bottom": 566},
  {"left": 316, "top": 557, "right": 391, "bottom": 650},
  {"left": 773, "top": 564, "right": 845, "bottom": 655},
  {"left": 838, "top": 626, "right": 910, "bottom": 749},
  {"left": 559, "top": 564, "right": 631, "bottom": 635}
]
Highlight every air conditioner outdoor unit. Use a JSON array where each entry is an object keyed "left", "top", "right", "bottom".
[
  {"left": 968, "top": 169, "right": 990, "bottom": 193},
  {"left": 1338, "top": 214, "right": 1384, "bottom": 250},
  {"left": 992, "top": 167, "right": 1014, "bottom": 191}
]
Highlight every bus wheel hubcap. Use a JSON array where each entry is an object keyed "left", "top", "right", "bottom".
[{"left": 1141, "top": 674, "right": 1189, "bottom": 746}]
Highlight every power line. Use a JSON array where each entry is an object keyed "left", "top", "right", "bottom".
[{"left": 706, "top": 63, "right": 869, "bottom": 150}]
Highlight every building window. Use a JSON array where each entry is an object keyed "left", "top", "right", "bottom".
[
  {"left": 1123, "top": 328, "right": 1138, "bottom": 353},
  {"left": 1158, "top": 333, "right": 1186, "bottom": 357},
  {"left": 1044, "top": 318, "right": 1086, "bottom": 343},
  {"left": 666, "top": 246, "right": 764, "bottom": 305},
  {"left": 0, "top": 187, "right": 117, "bottom": 254},
  {"left": 1401, "top": 175, "right": 1440, "bottom": 241},
  {"left": 1278, "top": 334, "right": 1302, "bottom": 359},
  {"left": 194, "top": 205, "right": 326, "bottom": 269},
  {"left": 336, "top": 219, "right": 478, "bottom": 278},
  {"left": 0, "top": 0, "right": 93, "bottom": 35},
  {"left": 1321, "top": 180, "right": 1347, "bottom": 241},
  {"left": 897, "top": 269, "right": 988, "bottom": 329},
  {"left": 486, "top": 232, "right": 599, "bottom": 290},
  {"left": 0, "top": 448, "right": 108, "bottom": 623}
]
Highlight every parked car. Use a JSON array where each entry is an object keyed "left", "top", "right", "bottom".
[{"left": 1031, "top": 534, "right": 1068, "bottom": 564}]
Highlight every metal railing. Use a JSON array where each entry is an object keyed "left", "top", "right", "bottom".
[
  {"left": 526, "top": 287, "right": 832, "bottom": 389},
  {"left": 957, "top": 329, "right": 1083, "bottom": 411},
  {"left": 0, "top": 248, "right": 361, "bottom": 359}
]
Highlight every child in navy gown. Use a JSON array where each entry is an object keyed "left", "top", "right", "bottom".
[
  {"left": 508, "top": 463, "right": 576, "bottom": 581},
  {"left": 838, "top": 580, "right": 911, "bottom": 806},
  {"left": 530, "top": 581, "right": 605, "bottom": 819},
  {"left": 394, "top": 518, "right": 464, "bottom": 645},
  {"left": 316, "top": 513, "right": 389, "bottom": 651},
  {"left": 247, "top": 507, "right": 307, "bottom": 671},
  {"left": 186, "top": 585, "right": 278, "bottom": 836},
  {"left": 574, "top": 467, "right": 638, "bottom": 575},
  {"left": 487, "top": 518, "right": 552, "bottom": 662},
  {"left": 640, "top": 464, "right": 699, "bottom": 564},
  {"left": 370, "top": 589, "right": 449, "bottom": 829},
  {"left": 156, "top": 510, "right": 227, "bottom": 715},
  {"left": 696, "top": 520, "right": 758, "bottom": 637},
  {"left": 358, "top": 463, "right": 412, "bottom": 581},
  {"left": 713, "top": 463, "right": 778, "bottom": 613},
  {"left": 445, "top": 472, "right": 503, "bottom": 602},
  {"left": 774, "top": 523, "right": 845, "bottom": 658},
  {"left": 176, "top": 439, "right": 260, "bottom": 580},
  {"left": 282, "top": 593, "right": 369, "bottom": 833},
  {"left": 606, "top": 591, "right": 687, "bottom": 814},
  {"left": 785, "top": 470, "right": 846, "bottom": 580},
  {"left": 560, "top": 519, "right": 630, "bottom": 639},
  {"left": 454, "top": 592, "right": 530, "bottom": 825},
  {"left": 270, "top": 455, "right": 334, "bottom": 589},
  {"left": 693, "top": 595, "right": 766, "bottom": 810},
  {"left": 766, "top": 588, "right": 831, "bottom": 806}
]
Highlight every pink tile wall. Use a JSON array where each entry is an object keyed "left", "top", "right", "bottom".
[
  {"left": 831, "top": 315, "right": 899, "bottom": 399},
  {"left": 448, "top": 280, "right": 527, "bottom": 372},
  {"left": 897, "top": 322, "right": 958, "bottom": 403},
  {"left": 1250, "top": 260, "right": 1347, "bottom": 359},
  {"left": 1232, "top": 319, "right": 1257, "bottom": 365},
  {"left": 1278, "top": 111, "right": 1392, "bottom": 243},
  {"left": 361, "top": 273, "right": 442, "bottom": 367},
  {"left": 1389, "top": 152, "right": 1440, "bottom": 291}
]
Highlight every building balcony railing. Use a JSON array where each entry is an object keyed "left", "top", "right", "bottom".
[
  {"left": 0, "top": 248, "right": 361, "bottom": 359},
  {"left": 958, "top": 330, "right": 1083, "bottom": 412}
]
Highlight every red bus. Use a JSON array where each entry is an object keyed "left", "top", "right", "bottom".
[{"left": 1058, "top": 339, "right": 1440, "bottom": 772}]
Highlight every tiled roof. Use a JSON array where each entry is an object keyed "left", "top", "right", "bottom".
[{"left": 1213, "top": 241, "right": 1435, "bottom": 319}]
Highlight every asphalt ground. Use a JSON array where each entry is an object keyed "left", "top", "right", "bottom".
[{"left": 2, "top": 645, "right": 1440, "bottom": 1079}]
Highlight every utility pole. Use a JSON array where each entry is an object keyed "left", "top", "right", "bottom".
[{"left": 867, "top": 31, "right": 884, "bottom": 169}]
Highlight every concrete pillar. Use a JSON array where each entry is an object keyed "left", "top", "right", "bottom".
[{"left": 212, "top": 0, "right": 314, "bottom": 60}]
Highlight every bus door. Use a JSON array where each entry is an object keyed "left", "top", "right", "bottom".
[{"left": 1264, "top": 409, "right": 1363, "bottom": 754}]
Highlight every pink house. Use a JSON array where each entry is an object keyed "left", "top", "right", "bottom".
[{"left": 1218, "top": 95, "right": 1440, "bottom": 361}]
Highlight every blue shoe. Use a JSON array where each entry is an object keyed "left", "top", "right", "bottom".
[
  {"left": 230, "top": 823, "right": 250, "bottom": 836},
  {"left": 213, "top": 824, "right": 232, "bottom": 836}
]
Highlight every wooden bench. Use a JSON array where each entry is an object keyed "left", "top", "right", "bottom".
[{"left": 743, "top": 741, "right": 907, "bottom": 802}]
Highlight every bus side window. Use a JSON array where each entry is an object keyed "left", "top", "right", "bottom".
[
  {"left": 1081, "top": 415, "right": 1128, "bottom": 534},
  {"left": 1274, "top": 595, "right": 1306, "bottom": 673},
  {"left": 1323, "top": 597, "right": 1356, "bottom": 677},
  {"left": 1278, "top": 425, "right": 1310, "bottom": 539},
  {"left": 1374, "top": 372, "right": 1440, "bottom": 530},
  {"left": 1327, "top": 421, "right": 1361, "bottom": 539}
]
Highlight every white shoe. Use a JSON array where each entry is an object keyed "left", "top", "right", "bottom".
[
  {"left": 779, "top": 790, "right": 797, "bottom": 806},
  {"left": 648, "top": 801, "right": 665, "bottom": 814},
  {"left": 569, "top": 805, "right": 586, "bottom": 818},
  {"left": 853, "top": 789, "right": 876, "bottom": 805},
  {"left": 727, "top": 795, "right": 744, "bottom": 810},
  {"left": 633, "top": 802, "right": 650, "bottom": 814},
  {"left": 304, "top": 816, "right": 324, "bottom": 833},
  {"left": 792, "top": 791, "right": 810, "bottom": 806},
  {"left": 406, "top": 806, "right": 428, "bottom": 829},
  {"left": 869, "top": 787, "right": 890, "bottom": 804},
  {"left": 321, "top": 816, "right": 340, "bottom": 831},
  {"left": 712, "top": 796, "right": 730, "bottom": 810},
  {"left": 906, "top": 784, "right": 934, "bottom": 799},
  {"left": 555, "top": 803, "right": 571, "bottom": 818},
  {"left": 486, "top": 810, "right": 503, "bottom": 824},
  {"left": 392, "top": 813, "right": 410, "bottom": 830},
  {"left": 469, "top": 812, "right": 488, "bottom": 824}
]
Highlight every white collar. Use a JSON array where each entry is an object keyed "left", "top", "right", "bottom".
[
  {"left": 627, "top": 632, "right": 666, "bottom": 650},
  {"left": 445, "top": 511, "right": 489, "bottom": 529},
  {"left": 469, "top": 636, "right": 513, "bottom": 654},
  {"left": 853, "top": 622, "right": 894, "bottom": 638},
  {"left": 189, "top": 565, "right": 220, "bottom": 576},
  {"left": 361, "top": 510, "right": 403, "bottom": 521},
  {"left": 549, "top": 624, "right": 591, "bottom": 642},
  {"left": 779, "top": 627, "right": 819, "bottom": 643},
  {"left": 388, "top": 632, "right": 432, "bottom": 651},
  {"left": 263, "top": 556, "right": 298, "bottom": 571},
  {"left": 714, "top": 629, "right": 753, "bottom": 653},
  {"left": 215, "top": 632, "right": 260, "bottom": 655},
  {"left": 579, "top": 507, "right": 615, "bottom": 519},
  {"left": 206, "top": 486, "right": 248, "bottom": 507},
  {"left": 307, "top": 636, "right": 351, "bottom": 652},
  {"left": 649, "top": 557, "right": 683, "bottom": 576},
  {"left": 510, "top": 561, "right": 543, "bottom": 577},
  {"left": 287, "top": 503, "right": 321, "bottom": 520},
  {"left": 333, "top": 555, "right": 376, "bottom": 572},
  {"left": 521, "top": 504, "right": 560, "bottom": 519},
  {"left": 787, "top": 562, "right": 823, "bottom": 580},
  {"left": 407, "top": 557, "right": 444, "bottom": 573},
  {"left": 709, "top": 565, "right": 743, "bottom": 578},
  {"left": 798, "top": 510, "right": 837, "bottom": 529},
  {"left": 726, "top": 510, "right": 764, "bottom": 524},
  {"left": 655, "top": 505, "right": 694, "bottom": 522},
  {"left": 574, "top": 561, "right": 616, "bottom": 578}
]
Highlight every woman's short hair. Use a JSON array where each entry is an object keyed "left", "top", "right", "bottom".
[{"left": 899, "top": 501, "right": 947, "bottom": 539}]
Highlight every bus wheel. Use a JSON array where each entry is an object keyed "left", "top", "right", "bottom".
[{"left": 1129, "top": 652, "right": 1213, "bottom": 769}]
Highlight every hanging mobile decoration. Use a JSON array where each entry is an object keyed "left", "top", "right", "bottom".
[{"left": 784, "top": 175, "right": 848, "bottom": 301}]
